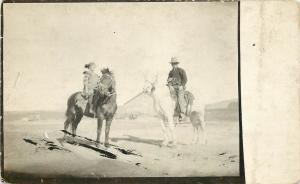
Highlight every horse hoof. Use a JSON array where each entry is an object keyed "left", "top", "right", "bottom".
[
  {"left": 162, "top": 141, "right": 168, "bottom": 146},
  {"left": 167, "top": 143, "right": 175, "bottom": 148},
  {"left": 95, "top": 141, "right": 102, "bottom": 148},
  {"left": 104, "top": 143, "right": 110, "bottom": 148},
  {"left": 167, "top": 141, "right": 176, "bottom": 147}
]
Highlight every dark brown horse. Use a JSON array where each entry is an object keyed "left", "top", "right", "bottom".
[{"left": 64, "top": 70, "right": 117, "bottom": 147}]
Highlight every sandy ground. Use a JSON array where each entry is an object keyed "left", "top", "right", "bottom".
[{"left": 4, "top": 116, "right": 239, "bottom": 178}]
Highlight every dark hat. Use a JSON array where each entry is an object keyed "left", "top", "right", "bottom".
[{"left": 169, "top": 57, "right": 179, "bottom": 65}]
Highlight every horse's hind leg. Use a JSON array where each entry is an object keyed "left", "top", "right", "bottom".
[
  {"left": 63, "top": 119, "right": 71, "bottom": 138},
  {"left": 70, "top": 118, "right": 77, "bottom": 137},
  {"left": 166, "top": 117, "right": 176, "bottom": 146},
  {"left": 73, "top": 114, "right": 83, "bottom": 136},
  {"left": 195, "top": 126, "right": 200, "bottom": 144},
  {"left": 192, "top": 125, "right": 197, "bottom": 144},
  {"left": 64, "top": 113, "right": 75, "bottom": 138},
  {"left": 64, "top": 119, "right": 71, "bottom": 132},
  {"left": 71, "top": 123, "right": 76, "bottom": 137},
  {"left": 199, "top": 121, "right": 207, "bottom": 145},
  {"left": 173, "top": 116, "right": 179, "bottom": 127}
]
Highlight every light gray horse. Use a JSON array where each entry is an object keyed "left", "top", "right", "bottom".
[{"left": 143, "top": 76, "right": 206, "bottom": 145}]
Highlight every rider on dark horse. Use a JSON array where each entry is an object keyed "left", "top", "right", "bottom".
[
  {"left": 83, "top": 62, "right": 100, "bottom": 114},
  {"left": 65, "top": 66, "right": 117, "bottom": 146},
  {"left": 82, "top": 61, "right": 116, "bottom": 117}
]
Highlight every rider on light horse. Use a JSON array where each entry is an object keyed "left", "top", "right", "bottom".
[{"left": 167, "top": 57, "right": 188, "bottom": 121}]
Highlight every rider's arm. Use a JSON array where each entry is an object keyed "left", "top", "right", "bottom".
[
  {"left": 167, "top": 70, "right": 172, "bottom": 82},
  {"left": 111, "top": 78, "right": 116, "bottom": 93},
  {"left": 180, "top": 69, "right": 187, "bottom": 87},
  {"left": 83, "top": 70, "right": 92, "bottom": 75}
]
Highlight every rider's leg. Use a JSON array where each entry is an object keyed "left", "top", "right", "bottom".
[
  {"left": 88, "top": 94, "right": 94, "bottom": 114},
  {"left": 177, "top": 88, "right": 187, "bottom": 119}
]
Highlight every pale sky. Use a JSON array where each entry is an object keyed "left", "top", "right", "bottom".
[{"left": 4, "top": 2, "right": 238, "bottom": 111}]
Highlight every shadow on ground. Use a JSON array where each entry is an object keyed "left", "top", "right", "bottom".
[{"left": 111, "top": 135, "right": 163, "bottom": 147}]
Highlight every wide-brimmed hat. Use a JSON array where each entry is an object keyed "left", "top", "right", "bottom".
[{"left": 169, "top": 57, "right": 179, "bottom": 65}]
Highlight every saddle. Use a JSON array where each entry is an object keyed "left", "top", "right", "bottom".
[
  {"left": 78, "top": 72, "right": 116, "bottom": 118},
  {"left": 75, "top": 94, "right": 96, "bottom": 118}
]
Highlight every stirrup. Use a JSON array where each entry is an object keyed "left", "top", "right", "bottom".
[
  {"left": 179, "top": 114, "right": 187, "bottom": 121},
  {"left": 82, "top": 94, "right": 89, "bottom": 100}
]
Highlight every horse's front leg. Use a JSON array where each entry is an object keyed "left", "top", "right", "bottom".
[
  {"left": 160, "top": 121, "right": 169, "bottom": 146},
  {"left": 104, "top": 117, "right": 113, "bottom": 147},
  {"left": 96, "top": 117, "right": 104, "bottom": 147},
  {"left": 169, "top": 122, "right": 176, "bottom": 145},
  {"left": 167, "top": 115, "right": 176, "bottom": 146}
]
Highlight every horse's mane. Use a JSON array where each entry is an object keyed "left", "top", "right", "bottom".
[
  {"left": 101, "top": 68, "right": 113, "bottom": 75},
  {"left": 152, "top": 84, "right": 172, "bottom": 100}
]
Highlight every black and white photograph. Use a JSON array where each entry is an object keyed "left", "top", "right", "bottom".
[{"left": 2, "top": 1, "right": 241, "bottom": 182}]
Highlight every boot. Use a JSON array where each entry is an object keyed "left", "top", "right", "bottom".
[
  {"left": 89, "top": 104, "right": 95, "bottom": 114},
  {"left": 179, "top": 113, "right": 187, "bottom": 122}
]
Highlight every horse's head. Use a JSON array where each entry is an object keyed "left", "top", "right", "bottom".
[
  {"left": 143, "top": 80, "right": 156, "bottom": 95},
  {"left": 142, "top": 74, "right": 158, "bottom": 95},
  {"left": 98, "top": 83, "right": 110, "bottom": 96},
  {"left": 98, "top": 72, "right": 114, "bottom": 96}
]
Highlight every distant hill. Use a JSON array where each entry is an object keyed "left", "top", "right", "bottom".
[
  {"left": 115, "top": 93, "right": 156, "bottom": 119},
  {"left": 3, "top": 111, "right": 65, "bottom": 122},
  {"left": 204, "top": 99, "right": 239, "bottom": 121},
  {"left": 205, "top": 99, "right": 239, "bottom": 110}
]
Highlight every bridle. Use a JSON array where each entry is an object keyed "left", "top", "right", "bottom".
[
  {"left": 143, "top": 80, "right": 156, "bottom": 94},
  {"left": 97, "top": 74, "right": 115, "bottom": 96}
]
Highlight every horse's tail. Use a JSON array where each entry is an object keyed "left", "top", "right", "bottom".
[
  {"left": 65, "top": 92, "right": 81, "bottom": 117},
  {"left": 65, "top": 96, "right": 73, "bottom": 117},
  {"left": 186, "top": 91, "right": 195, "bottom": 105},
  {"left": 185, "top": 91, "right": 195, "bottom": 116}
]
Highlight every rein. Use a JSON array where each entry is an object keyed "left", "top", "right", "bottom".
[
  {"left": 96, "top": 74, "right": 116, "bottom": 106},
  {"left": 107, "top": 92, "right": 116, "bottom": 96},
  {"left": 98, "top": 74, "right": 114, "bottom": 94}
]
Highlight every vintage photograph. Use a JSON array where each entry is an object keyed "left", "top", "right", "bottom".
[{"left": 3, "top": 2, "right": 240, "bottom": 179}]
